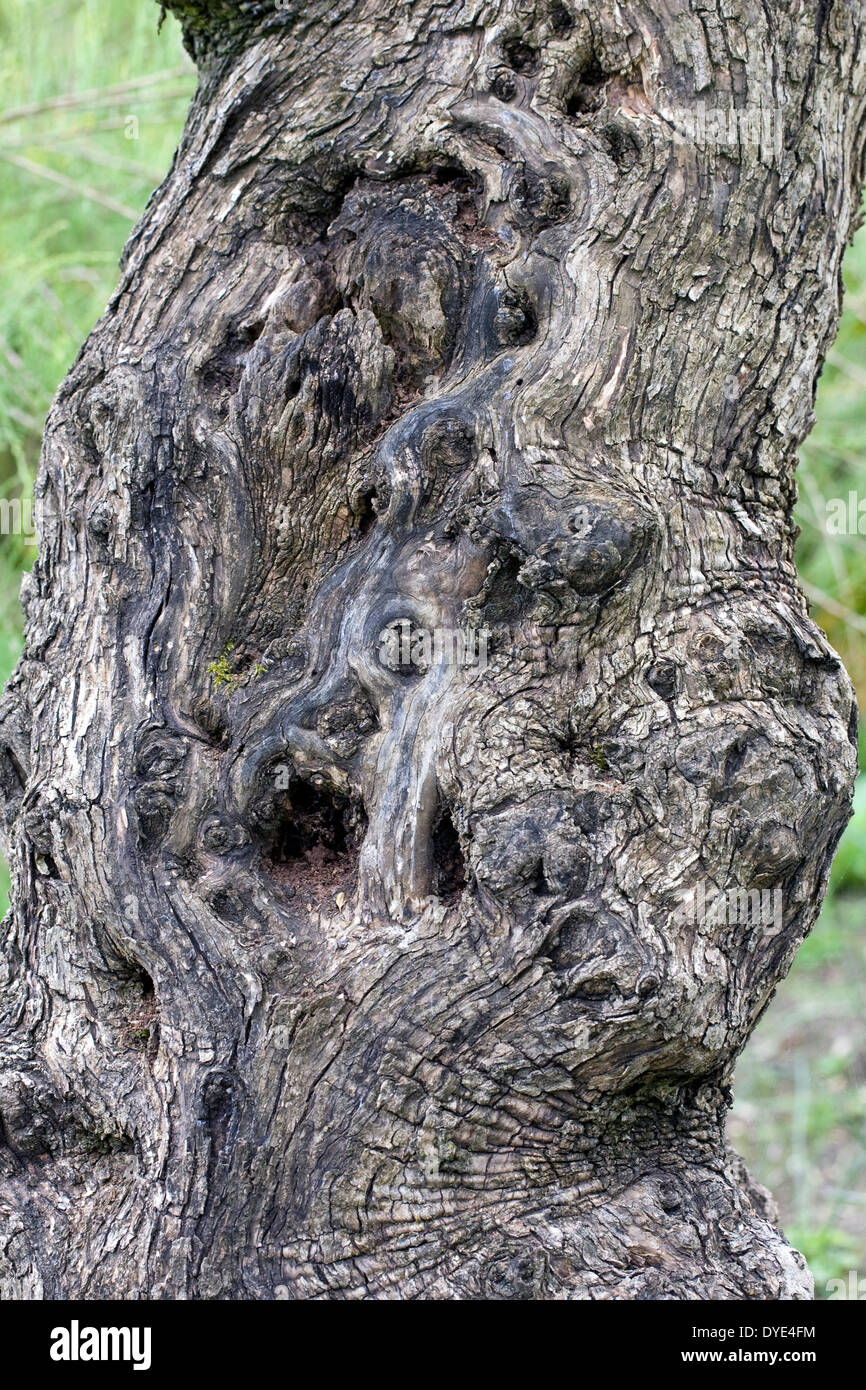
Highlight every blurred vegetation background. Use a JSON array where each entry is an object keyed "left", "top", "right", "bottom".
[{"left": 0, "top": 0, "right": 863, "bottom": 1299}]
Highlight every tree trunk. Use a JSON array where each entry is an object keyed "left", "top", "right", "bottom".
[{"left": 0, "top": 0, "right": 863, "bottom": 1301}]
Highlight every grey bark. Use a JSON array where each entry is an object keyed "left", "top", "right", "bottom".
[{"left": 0, "top": 0, "right": 864, "bottom": 1300}]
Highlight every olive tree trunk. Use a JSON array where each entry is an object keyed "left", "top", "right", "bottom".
[{"left": 1, "top": 0, "right": 863, "bottom": 1300}]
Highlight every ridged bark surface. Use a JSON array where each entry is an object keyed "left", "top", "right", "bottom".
[{"left": 1, "top": 0, "right": 864, "bottom": 1299}]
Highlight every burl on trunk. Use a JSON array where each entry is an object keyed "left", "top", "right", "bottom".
[{"left": 1, "top": 0, "right": 864, "bottom": 1299}]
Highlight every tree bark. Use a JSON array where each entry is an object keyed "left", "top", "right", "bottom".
[{"left": 1, "top": 0, "right": 864, "bottom": 1300}]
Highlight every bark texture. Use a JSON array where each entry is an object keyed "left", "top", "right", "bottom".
[{"left": 1, "top": 0, "right": 864, "bottom": 1300}]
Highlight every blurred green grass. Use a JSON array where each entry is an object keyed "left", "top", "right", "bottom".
[
  {"left": 0, "top": 0, "right": 863, "bottom": 1298},
  {"left": 728, "top": 894, "right": 866, "bottom": 1297},
  {"left": 727, "top": 204, "right": 866, "bottom": 1301},
  {"left": 0, "top": 0, "right": 194, "bottom": 910}
]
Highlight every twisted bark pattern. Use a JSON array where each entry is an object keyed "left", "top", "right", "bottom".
[{"left": 1, "top": 0, "right": 864, "bottom": 1299}]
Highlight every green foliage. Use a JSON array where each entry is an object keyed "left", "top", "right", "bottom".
[
  {"left": 729, "top": 895, "right": 866, "bottom": 1295},
  {"left": 796, "top": 221, "right": 866, "bottom": 718},
  {"left": 0, "top": 0, "right": 193, "bottom": 916},
  {"left": 787, "top": 1226, "right": 862, "bottom": 1298},
  {"left": 828, "top": 775, "right": 866, "bottom": 896},
  {"left": 206, "top": 642, "right": 237, "bottom": 696}
]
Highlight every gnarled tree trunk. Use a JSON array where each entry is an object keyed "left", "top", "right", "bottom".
[{"left": 1, "top": 0, "right": 863, "bottom": 1300}]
